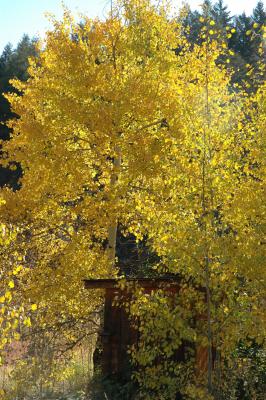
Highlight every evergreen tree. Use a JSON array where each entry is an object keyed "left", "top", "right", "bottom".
[
  {"left": 0, "top": 43, "right": 13, "bottom": 68},
  {"left": 201, "top": 0, "right": 213, "bottom": 18},
  {"left": 182, "top": 0, "right": 265, "bottom": 88},
  {"left": 229, "top": 9, "right": 265, "bottom": 87},
  {"left": 9, "top": 35, "right": 38, "bottom": 81},
  {"left": 182, "top": 6, "right": 202, "bottom": 44},
  {"left": 212, "top": 0, "right": 232, "bottom": 27},
  {"left": 0, "top": 43, "right": 14, "bottom": 140},
  {"left": 233, "top": 13, "right": 254, "bottom": 60},
  {"left": 252, "top": 1, "right": 266, "bottom": 24},
  {"left": 182, "top": 1, "right": 215, "bottom": 45},
  {"left": 251, "top": 1, "right": 266, "bottom": 66},
  {"left": 0, "top": 35, "right": 37, "bottom": 188}
]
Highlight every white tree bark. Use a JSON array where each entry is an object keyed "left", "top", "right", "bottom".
[{"left": 107, "top": 146, "right": 121, "bottom": 269}]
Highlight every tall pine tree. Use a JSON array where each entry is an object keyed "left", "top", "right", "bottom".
[{"left": 0, "top": 35, "right": 38, "bottom": 188}]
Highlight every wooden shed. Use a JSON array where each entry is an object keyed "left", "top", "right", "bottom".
[{"left": 84, "top": 277, "right": 208, "bottom": 377}]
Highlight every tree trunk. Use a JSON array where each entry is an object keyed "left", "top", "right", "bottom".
[{"left": 107, "top": 146, "right": 121, "bottom": 269}]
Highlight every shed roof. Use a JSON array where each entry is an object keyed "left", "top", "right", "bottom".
[{"left": 84, "top": 277, "right": 180, "bottom": 290}]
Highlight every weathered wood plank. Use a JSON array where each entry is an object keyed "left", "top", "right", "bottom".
[{"left": 84, "top": 277, "right": 180, "bottom": 290}]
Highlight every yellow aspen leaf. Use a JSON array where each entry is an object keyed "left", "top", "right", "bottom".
[
  {"left": 14, "top": 332, "right": 20, "bottom": 340},
  {"left": 23, "top": 317, "right": 31, "bottom": 327},
  {"left": 4, "top": 291, "right": 12, "bottom": 302},
  {"left": 8, "top": 280, "right": 15, "bottom": 289},
  {"left": 13, "top": 265, "right": 22, "bottom": 275}
]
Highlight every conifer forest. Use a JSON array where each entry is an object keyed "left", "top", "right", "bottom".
[{"left": 0, "top": 1, "right": 265, "bottom": 399}]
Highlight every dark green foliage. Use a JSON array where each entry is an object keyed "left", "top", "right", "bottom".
[
  {"left": 212, "top": 0, "right": 233, "bottom": 27},
  {"left": 182, "top": 8, "right": 202, "bottom": 44},
  {"left": 183, "top": 1, "right": 233, "bottom": 46},
  {"left": 182, "top": 1, "right": 265, "bottom": 89},
  {"left": 231, "top": 14, "right": 253, "bottom": 62},
  {"left": 235, "top": 341, "right": 266, "bottom": 400},
  {"left": 0, "top": 35, "right": 38, "bottom": 138},
  {"left": 229, "top": 2, "right": 265, "bottom": 87},
  {"left": 253, "top": 1, "right": 266, "bottom": 24},
  {"left": 0, "top": 35, "right": 38, "bottom": 188},
  {"left": 218, "top": 342, "right": 266, "bottom": 400},
  {"left": 89, "top": 368, "right": 137, "bottom": 400}
]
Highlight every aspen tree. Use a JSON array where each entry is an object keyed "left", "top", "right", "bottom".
[
  {"left": 129, "top": 25, "right": 265, "bottom": 399},
  {"left": 0, "top": 0, "right": 183, "bottom": 367}
]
